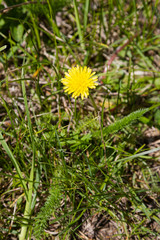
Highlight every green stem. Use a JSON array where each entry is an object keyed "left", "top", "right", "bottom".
[
  {"left": 19, "top": 167, "right": 34, "bottom": 239},
  {"left": 74, "top": 98, "right": 77, "bottom": 122},
  {"left": 19, "top": 70, "right": 35, "bottom": 239},
  {"left": 89, "top": 93, "right": 98, "bottom": 114}
]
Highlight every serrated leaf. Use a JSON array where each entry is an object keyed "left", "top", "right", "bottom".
[{"left": 103, "top": 108, "right": 149, "bottom": 136}]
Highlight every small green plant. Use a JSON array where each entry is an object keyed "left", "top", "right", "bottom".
[{"left": 0, "top": 0, "right": 160, "bottom": 239}]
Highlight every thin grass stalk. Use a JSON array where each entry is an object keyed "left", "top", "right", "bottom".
[
  {"left": 1, "top": 97, "right": 17, "bottom": 134},
  {"left": 83, "top": 0, "right": 90, "bottom": 33},
  {"left": 73, "top": 0, "right": 85, "bottom": 50},
  {"left": 89, "top": 93, "right": 98, "bottom": 114},
  {"left": 74, "top": 98, "right": 77, "bottom": 122},
  {"left": 30, "top": 13, "right": 41, "bottom": 49},
  {"left": 0, "top": 1, "right": 46, "bottom": 14},
  {"left": 46, "top": 0, "right": 67, "bottom": 57},
  {"left": 19, "top": 68, "right": 36, "bottom": 240}
]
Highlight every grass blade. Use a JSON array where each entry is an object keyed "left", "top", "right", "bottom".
[
  {"left": 0, "top": 131, "right": 28, "bottom": 196},
  {"left": 73, "top": 0, "right": 85, "bottom": 50}
]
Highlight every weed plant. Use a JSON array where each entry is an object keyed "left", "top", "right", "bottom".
[{"left": 0, "top": 0, "right": 160, "bottom": 240}]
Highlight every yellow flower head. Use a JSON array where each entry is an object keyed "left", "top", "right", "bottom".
[{"left": 61, "top": 65, "right": 98, "bottom": 99}]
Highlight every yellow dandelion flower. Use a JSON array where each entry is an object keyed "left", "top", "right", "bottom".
[{"left": 61, "top": 65, "right": 98, "bottom": 99}]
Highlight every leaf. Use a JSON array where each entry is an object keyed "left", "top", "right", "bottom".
[
  {"left": 103, "top": 108, "right": 149, "bottom": 136},
  {"left": 155, "top": 78, "right": 160, "bottom": 90},
  {"left": 0, "top": 45, "right": 7, "bottom": 52},
  {"left": 154, "top": 109, "right": 160, "bottom": 125},
  {"left": 11, "top": 24, "right": 24, "bottom": 42}
]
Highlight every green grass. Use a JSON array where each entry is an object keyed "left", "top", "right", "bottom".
[{"left": 0, "top": 0, "right": 160, "bottom": 239}]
